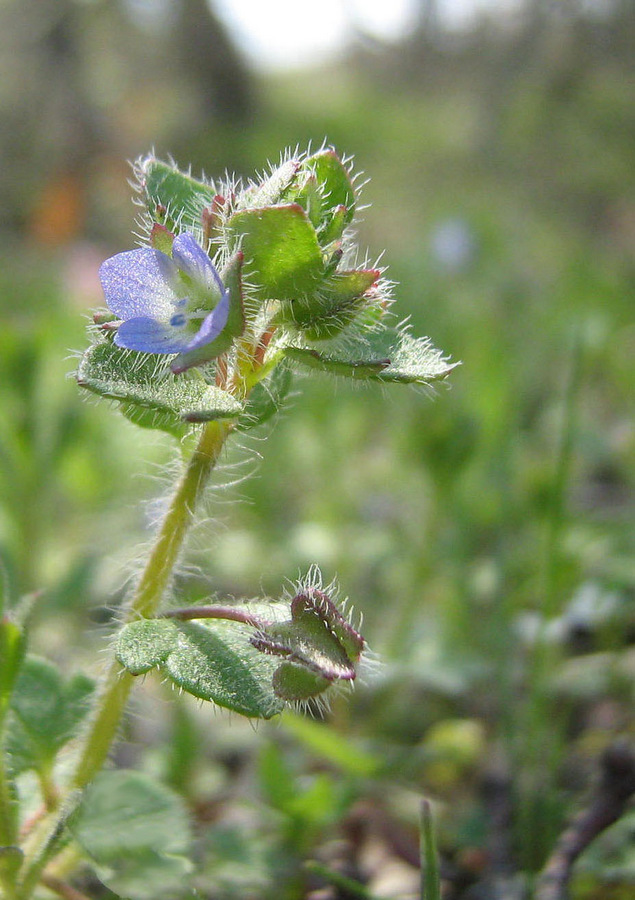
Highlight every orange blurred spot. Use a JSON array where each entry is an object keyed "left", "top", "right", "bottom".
[{"left": 30, "top": 173, "right": 84, "bottom": 246}]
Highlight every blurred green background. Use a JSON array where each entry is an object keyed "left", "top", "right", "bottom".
[{"left": 1, "top": 1, "right": 634, "bottom": 897}]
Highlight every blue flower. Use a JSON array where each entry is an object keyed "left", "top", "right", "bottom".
[{"left": 99, "top": 233, "right": 229, "bottom": 355}]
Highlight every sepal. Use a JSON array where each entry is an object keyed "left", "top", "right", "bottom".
[
  {"left": 138, "top": 157, "right": 217, "bottom": 234},
  {"left": 250, "top": 588, "right": 365, "bottom": 703}
]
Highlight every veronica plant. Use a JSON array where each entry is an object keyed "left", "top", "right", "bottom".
[{"left": 0, "top": 147, "right": 455, "bottom": 900}]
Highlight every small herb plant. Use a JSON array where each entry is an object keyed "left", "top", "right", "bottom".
[{"left": 0, "top": 146, "right": 454, "bottom": 899}]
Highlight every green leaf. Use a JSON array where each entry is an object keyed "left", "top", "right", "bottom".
[
  {"left": 77, "top": 341, "right": 243, "bottom": 436},
  {"left": 278, "top": 269, "right": 380, "bottom": 340},
  {"left": 116, "top": 618, "right": 284, "bottom": 719},
  {"left": 239, "top": 363, "right": 293, "bottom": 429},
  {"left": 286, "top": 174, "right": 323, "bottom": 228},
  {"left": 171, "top": 251, "right": 247, "bottom": 374},
  {"left": 6, "top": 657, "right": 93, "bottom": 775},
  {"left": 283, "top": 328, "right": 457, "bottom": 384},
  {"left": 70, "top": 770, "right": 192, "bottom": 900},
  {"left": 227, "top": 204, "right": 324, "bottom": 301},
  {"left": 140, "top": 157, "right": 217, "bottom": 233}
]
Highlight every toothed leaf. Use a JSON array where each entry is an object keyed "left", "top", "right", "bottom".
[
  {"left": 286, "top": 174, "right": 323, "bottom": 228},
  {"left": 116, "top": 618, "right": 284, "bottom": 719},
  {"left": 77, "top": 341, "right": 243, "bottom": 437},
  {"left": 283, "top": 328, "right": 456, "bottom": 384},
  {"left": 250, "top": 589, "right": 364, "bottom": 702},
  {"left": 227, "top": 204, "right": 324, "bottom": 301},
  {"left": 140, "top": 158, "right": 217, "bottom": 233}
]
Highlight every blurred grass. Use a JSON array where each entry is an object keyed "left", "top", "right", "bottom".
[{"left": 1, "top": 3, "right": 634, "bottom": 895}]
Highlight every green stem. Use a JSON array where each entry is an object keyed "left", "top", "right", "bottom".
[
  {"left": 0, "top": 752, "right": 17, "bottom": 847},
  {"left": 517, "top": 328, "right": 583, "bottom": 869},
  {"left": 420, "top": 799, "right": 441, "bottom": 900},
  {"left": 0, "top": 752, "right": 19, "bottom": 899},
  {"left": 73, "top": 418, "right": 231, "bottom": 787},
  {"left": 19, "top": 418, "right": 232, "bottom": 896}
]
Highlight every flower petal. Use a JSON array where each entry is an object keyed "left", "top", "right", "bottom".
[
  {"left": 114, "top": 316, "right": 193, "bottom": 354},
  {"left": 182, "top": 289, "right": 231, "bottom": 353},
  {"left": 172, "top": 233, "right": 224, "bottom": 297},
  {"left": 100, "top": 248, "right": 180, "bottom": 320}
]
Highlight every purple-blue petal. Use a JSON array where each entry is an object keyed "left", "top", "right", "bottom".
[
  {"left": 114, "top": 316, "right": 194, "bottom": 354},
  {"left": 100, "top": 248, "right": 180, "bottom": 319},
  {"left": 182, "top": 289, "right": 230, "bottom": 353},
  {"left": 172, "top": 234, "right": 225, "bottom": 296}
]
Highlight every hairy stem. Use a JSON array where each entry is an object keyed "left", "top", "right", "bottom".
[
  {"left": 72, "top": 418, "right": 231, "bottom": 787},
  {"left": 18, "top": 418, "right": 232, "bottom": 897}
]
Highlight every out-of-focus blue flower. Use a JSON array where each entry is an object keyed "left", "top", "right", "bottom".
[
  {"left": 99, "top": 233, "right": 229, "bottom": 355},
  {"left": 429, "top": 218, "right": 476, "bottom": 272}
]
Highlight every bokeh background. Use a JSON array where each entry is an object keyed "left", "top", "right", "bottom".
[{"left": 1, "top": 1, "right": 634, "bottom": 897}]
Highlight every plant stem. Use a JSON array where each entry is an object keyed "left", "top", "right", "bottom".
[
  {"left": 0, "top": 757, "right": 19, "bottom": 900},
  {"left": 19, "top": 418, "right": 231, "bottom": 897},
  {"left": 73, "top": 419, "right": 231, "bottom": 787},
  {"left": 0, "top": 752, "right": 17, "bottom": 847},
  {"left": 420, "top": 799, "right": 441, "bottom": 900}
]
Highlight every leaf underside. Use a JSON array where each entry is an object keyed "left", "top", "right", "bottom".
[
  {"left": 283, "top": 328, "right": 457, "bottom": 383},
  {"left": 116, "top": 617, "right": 284, "bottom": 719},
  {"left": 77, "top": 341, "right": 243, "bottom": 436}
]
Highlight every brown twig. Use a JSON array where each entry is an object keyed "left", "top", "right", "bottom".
[{"left": 534, "top": 741, "right": 635, "bottom": 900}]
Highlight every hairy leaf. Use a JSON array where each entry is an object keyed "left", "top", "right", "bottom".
[
  {"left": 239, "top": 363, "right": 293, "bottom": 429},
  {"left": 77, "top": 341, "right": 243, "bottom": 436},
  {"left": 283, "top": 328, "right": 457, "bottom": 384},
  {"left": 302, "top": 150, "right": 356, "bottom": 239},
  {"left": 277, "top": 268, "right": 380, "bottom": 340},
  {"left": 227, "top": 204, "right": 324, "bottom": 301},
  {"left": 116, "top": 618, "right": 284, "bottom": 719}
]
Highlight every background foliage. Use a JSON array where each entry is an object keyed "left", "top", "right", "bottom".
[{"left": 0, "top": 1, "right": 633, "bottom": 897}]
